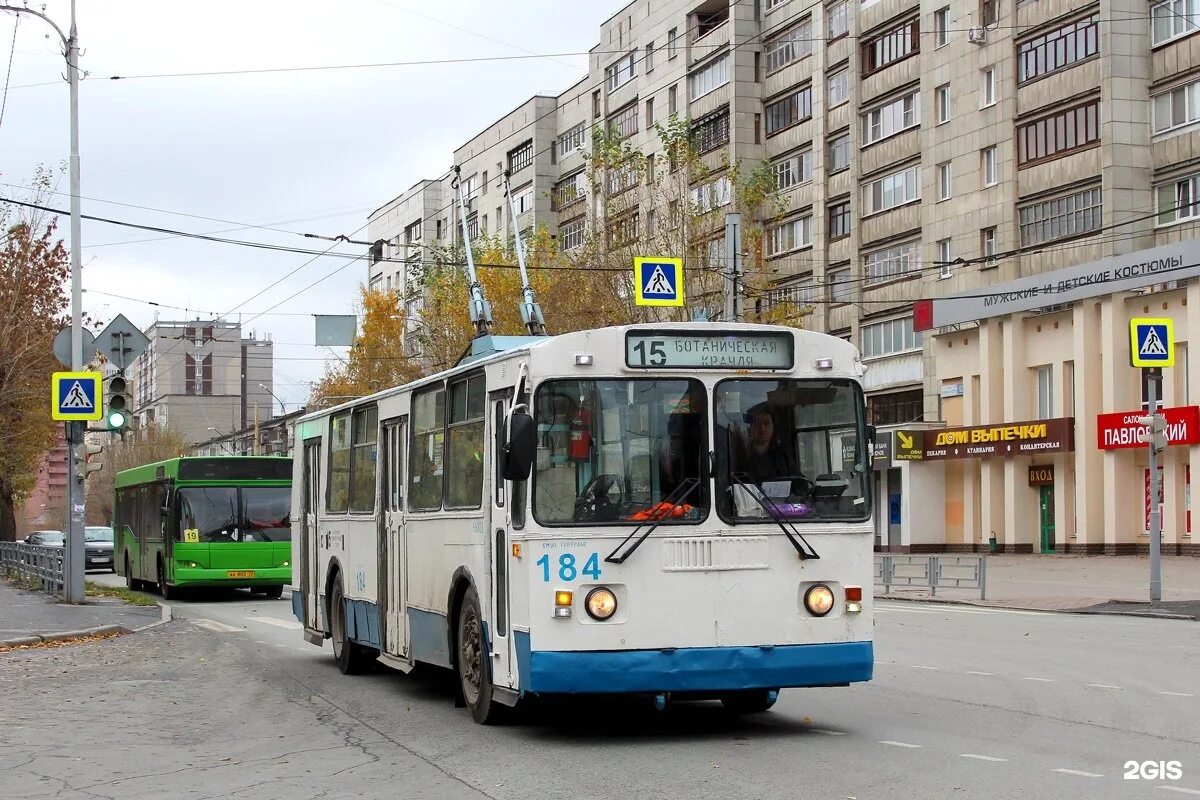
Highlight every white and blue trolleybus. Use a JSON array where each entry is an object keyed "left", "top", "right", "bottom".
[{"left": 290, "top": 321, "right": 876, "bottom": 723}]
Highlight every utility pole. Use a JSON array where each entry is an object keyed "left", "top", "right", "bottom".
[
  {"left": 723, "top": 213, "right": 741, "bottom": 323},
  {"left": 3, "top": 1, "right": 86, "bottom": 602},
  {"left": 1143, "top": 369, "right": 1165, "bottom": 607}
]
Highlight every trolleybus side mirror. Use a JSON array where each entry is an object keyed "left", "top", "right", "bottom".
[{"left": 503, "top": 411, "right": 536, "bottom": 482}]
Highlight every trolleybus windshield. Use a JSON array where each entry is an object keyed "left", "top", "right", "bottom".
[
  {"left": 533, "top": 379, "right": 708, "bottom": 525},
  {"left": 177, "top": 487, "right": 292, "bottom": 542},
  {"left": 714, "top": 379, "right": 870, "bottom": 522}
]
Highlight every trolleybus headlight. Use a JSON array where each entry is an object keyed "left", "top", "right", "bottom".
[
  {"left": 804, "top": 584, "right": 835, "bottom": 617},
  {"left": 584, "top": 587, "right": 618, "bottom": 621}
]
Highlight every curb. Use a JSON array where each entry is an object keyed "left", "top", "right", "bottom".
[
  {"left": 878, "top": 593, "right": 1198, "bottom": 621},
  {"left": 0, "top": 600, "right": 173, "bottom": 648}
]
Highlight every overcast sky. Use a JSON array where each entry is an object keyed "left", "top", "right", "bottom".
[{"left": 0, "top": 0, "right": 614, "bottom": 411}]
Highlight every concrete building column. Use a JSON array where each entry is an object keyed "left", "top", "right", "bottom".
[
  {"left": 962, "top": 373, "right": 979, "bottom": 548},
  {"left": 1051, "top": 349, "right": 1070, "bottom": 551},
  {"left": 1072, "top": 300, "right": 1104, "bottom": 552},
  {"left": 977, "top": 320, "right": 1006, "bottom": 550},
  {"left": 1002, "top": 316, "right": 1029, "bottom": 551},
  {"left": 1101, "top": 297, "right": 1137, "bottom": 552}
]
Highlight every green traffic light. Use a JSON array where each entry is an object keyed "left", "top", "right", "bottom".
[{"left": 106, "top": 410, "right": 127, "bottom": 430}]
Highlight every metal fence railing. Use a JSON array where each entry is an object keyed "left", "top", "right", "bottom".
[
  {"left": 0, "top": 542, "right": 65, "bottom": 596},
  {"left": 874, "top": 554, "right": 987, "bottom": 600}
]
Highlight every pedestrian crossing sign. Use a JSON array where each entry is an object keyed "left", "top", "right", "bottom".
[
  {"left": 51, "top": 371, "right": 103, "bottom": 421},
  {"left": 1129, "top": 317, "right": 1175, "bottom": 368},
  {"left": 633, "top": 257, "right": 684, "bottom": 307}
]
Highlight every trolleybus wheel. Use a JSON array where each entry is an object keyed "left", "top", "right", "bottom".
[
  {"left": 263, "top": 585, "right": 284, "bottom": 599},
  {"left": 330, "top": 578, "right": 370, "bottom": 675},
  {"left": 124, "top": 554, "right": 137, "bottom": 591},
  {"left": 157, "top": 560, "right": 175, "bottom": 600},
  {"left": 456, "top": 586, "right": 504, "bottom": 725},
  {"left": 720, "top": 689, "right": 779, "bottom": 714}
]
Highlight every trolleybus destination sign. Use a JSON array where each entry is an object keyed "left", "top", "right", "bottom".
[{"left": 625, "top": 330, "right": 794, "bottom": 369}]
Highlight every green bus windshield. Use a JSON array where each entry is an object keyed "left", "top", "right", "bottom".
[{"left": 178, "top": 486, "right": 291, "bottom": 542}]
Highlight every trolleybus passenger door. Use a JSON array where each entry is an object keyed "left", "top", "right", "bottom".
[
  {"left": 301, "top": 439, "right": 321, "bottom": 630},
  {"left": 489, "top": 394, "right": 515, "bottom": 688},
  {"left": 381, "top": 418, "right": 408, "bottom": 657}
]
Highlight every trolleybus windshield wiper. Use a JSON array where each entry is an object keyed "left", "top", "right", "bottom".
[
  {"left": 728, "top": 471, "right": 820, "bottom": 560},
  {"left": 604, "top": 477, "right": 701, "bottom": 565}
]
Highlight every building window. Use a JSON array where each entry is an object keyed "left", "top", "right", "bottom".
[
  {"left": 668, "top": 27, "right": 679, "bottom": 58},
  {"left": 828, "top": 264, "right": 851, "bottom": 302},
  {"left": 767, "top": 0, "right": 788, "bottom": 11},
  {"left": 606, "top": 161, "right": 639, "bottom": 195},
  {"left": 690, "top": 175, "right": 733, "bottom": 212},
  {"left": 766, "top": 215, "right": 814, "bottom": 256},
  {"left": 862, "top": 89, "right": 920, "bottom": 145},
  {"left": 862, "top": 18, "right": 919, "bottom": 75},
  {"left": 934, "top": 7, "right": 950, "bottom": 47},
  {"left": 765, "top": 275, "right": 817, "bottom": 313},
  {"left": 646, "top": 97, "right": 655, "bottom": 127},
  {"left": 466, "top": 213, "right": 479, "bottom": 240},
  {"left": 668, "top": 84, "right": 678, "bottom": 116},
  {"left": 558, "top": 123, "right": 585, "bottom": 155},
  {"left": 765, "top": 18, "right": 814, "bottom": 73},
  {"left": 862, "top": 317, "right": 923, "bottom": 359},
  {"left": 937, "top": 161, "right": 953, "bottom": 201},
  {"left": 1018, "top": 184, "right": 1103, "bottom": 245},
  {"left": 774, "top": 149, "right": 813, "bottom": 190},
  {"left": 865, "top": 239, "right": 921, "bottom": 284},
  {"left": 981, "top": 226, "right": 998, "bottom": 263},
  {"left": 1035, "top": 366, "right": 1053, "bottom": 418},
  {"left": 765, "top": 86, "right": 813, "bottom": 135},
  {"left": 507, "top": 140, "right": 534, "bottom": 174},
  {"left": 560, "top": 216, "right": 586, "bottom": 250},
  {"left": 937, "top": 238, "right": 954, "bottom": 277},
  {"left": 552, "top": 172, "right": 586, "bottom": 211},
  {"left": 405, "top": 220, "right": 422, "bottom": 243},
  {"left": 645, "top": 41, "right": 655, "bottom": 72},
  {"left": 605, "top": 51, "right": 637, "bottom": 91},
  {"left": 936, "top": 83, "right": 951, "bottom": 123},
  {"left": 692, "top": 108, "right": 731, "bottom": 152},
  {"left": 982, "top": 146, "right": 997, "bottom": 186},
  {"left": 1018, "top": 99, "right": 1100, "bottom": 165},
  {"left": 829, "top": 132, "right": 851, "bottom": 172},
  {"left": 513, "top": 184, "right": 535, "bottom": 215},
  {"left": 981, "top": 67, "right": 996, "bottom": 107},
  {"left": 827, "top": 0, "right": 849, "bottom": 39},
  {"left": 862, "top": 164, "right": 920, "bottom": 216},
  {"left": 869, "top": 389, "right": 924, "bottom": 425},
  {"left": 1156, "top": 174, "right": 1200, "bottom": 225},
  {"left": 828, "top": 68, "right": 849, "bottom": 106},
  {"left": 608, "top": 210, "right": 639, "bottom": 248},
  {"left": 828, "top": 201, "right": 851, "bottom": 240},
  {"left": 1153, "top": 80, "right": 1200, "bottom": 133},
  {"left": 592, "top": 89, "right": 602, "bottom": 118},
  {"left": 689, "top": 52, "right": 731, "bottom": 101},
  {"left": 1152, "top": 0, "right": 1200, "bottom": 45},
  {"left": 608, "top": 103, "right": 639, "bottom": 139},
  {"left": 1018, "top": 14, "right": 1100, "bottom": 84}
]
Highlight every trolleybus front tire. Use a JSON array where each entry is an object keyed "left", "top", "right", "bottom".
[
  {"left": 263, "top": 585, "right": 284, "bottom": 599},
  {"left": 124, "top": 554, "right": 137, "bottom": 591},
  {"left": 720, "top": 689, "right": 779, "bottom": 714},
  {"left": 456, "top": 586, "right": 505, "bottom": 725},
  {"left": 330, "top": 578, "right": 371, "bottom": 674}
]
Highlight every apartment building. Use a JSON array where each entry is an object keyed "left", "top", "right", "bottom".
[
  {"left": 129, "top": 320, "right": 276, "bottom": 446},
  {"left": 365, "top": 0, "right": 1199, "bottom": 552}
]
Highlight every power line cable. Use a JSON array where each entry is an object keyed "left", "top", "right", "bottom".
[{"left": 0, "top": 13, "right": 17, "bottom": 131}]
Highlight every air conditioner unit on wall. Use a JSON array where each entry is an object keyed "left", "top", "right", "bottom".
[{"left": 968, "top": 27, "right": 987, "bottom": 44}]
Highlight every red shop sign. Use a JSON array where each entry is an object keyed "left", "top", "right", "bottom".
[{"left": 1097, "top": 405, "right": 1200, "bottom": 450}]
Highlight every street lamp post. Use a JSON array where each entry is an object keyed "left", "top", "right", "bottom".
[
  {"left": 258, "top": 384, "right": 287, "bottom": 417},
  {"left": 1, "top": 1, "right": 85, "bottom": 602}
]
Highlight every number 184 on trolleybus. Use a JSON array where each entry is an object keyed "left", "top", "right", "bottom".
[{"left": 290, "top": 321, "right": 875, "bottom": 723}]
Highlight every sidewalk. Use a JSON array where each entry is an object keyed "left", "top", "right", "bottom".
[
  {"left": 880, "top": 554, "right": 1200, "bottom": 619},
  {"left": 0, "top": 579, "right": 166, "bottom": 647}
]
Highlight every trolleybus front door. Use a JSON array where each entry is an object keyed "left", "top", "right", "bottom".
[
  {"left": 381, "top": 418, "right": 408, "bottom": 657},
  {"left": 301, "top": 439, "right": 321, "bottom": 630}
]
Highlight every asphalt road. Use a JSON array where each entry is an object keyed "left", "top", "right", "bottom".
[{"left": 3, "top": 574, "right": 1195, "bottom": 800}]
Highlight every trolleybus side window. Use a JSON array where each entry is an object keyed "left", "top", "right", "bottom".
[
  {"left": 349, "top": 406, "right": 379, "bottom": 514},
  {"left": 328, "top": 411, "right": 352, "bottom": 513},
  {"left": 383, "top": 420, "right": 404, "bottom": 511},
  {"left": 532, "top": 378, "right": 707, "bottom": 525},
  {"left": 409, "top": 383, "right": 446, "bottom": 511},
  {"left": 447, "top": 374, "right": 486, "bottom": 509}
]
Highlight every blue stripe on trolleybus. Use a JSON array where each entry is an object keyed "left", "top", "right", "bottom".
[
  {"left": 513, "top": 633, "right": 872, "bottom": 694},
  {"left": 407, "top": 608, "right": 452, "bottom": 668},
  {"left": 343, "top": 598, "right": 381, "bottom": 649}
]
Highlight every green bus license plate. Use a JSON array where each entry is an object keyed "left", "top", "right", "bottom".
[{"left": 227, "top": 570, "right": 256, "bottom": 579}]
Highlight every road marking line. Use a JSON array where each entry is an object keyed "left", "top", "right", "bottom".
[
  {"left": 811, "top": 729, "right": 847, "bottom": 736},
  {"left": 1158, "top": 786, "right": 1200, "bottom": 795},
  {"left": 1053, "top": 769, "right": 1103, "bottom": 778},
  {"left": 1085, "top": 683, "right": 1122, "bottom": 690},
  {"left": 961, "top": 754, "right": 1007, "bottom": 762},
  {"left": 191, "top": 619, "right": 243, "bottom": 633},
  {"left": 879, "top": 740, "right": 923, "bottom": 748},
  {"left": 963, "top": 670, "right": 995, "bottom": 676},
  {"left": 911, "top": 665, "right": 939, "bottom": 670},
  {"left": 246, "top": 617, "right": 302, "bottom": 630},
  {"left": 1158, "top": 691, "right": 1195, "bottom": 697},
  {"left": 1023, "top": 677, "right": 1056, "bottom": 682}
]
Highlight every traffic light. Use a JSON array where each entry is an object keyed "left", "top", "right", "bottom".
[
  {"left": 74, "top": 442, "right": 104, "bottom": 476},
  {"left": 1137, "top": 414, "right": 1169, "bottom": 453},
  {"left": 106, "top": 373, "right": 129, "bottom": 433}
]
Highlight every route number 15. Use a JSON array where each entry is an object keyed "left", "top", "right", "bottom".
[{"left": 630, "top": 340, "right": 666, "bottom": 366}]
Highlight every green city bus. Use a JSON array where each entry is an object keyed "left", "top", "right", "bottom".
[{"left": 114, "top": 457, "right": 293, "bottom": 599}]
